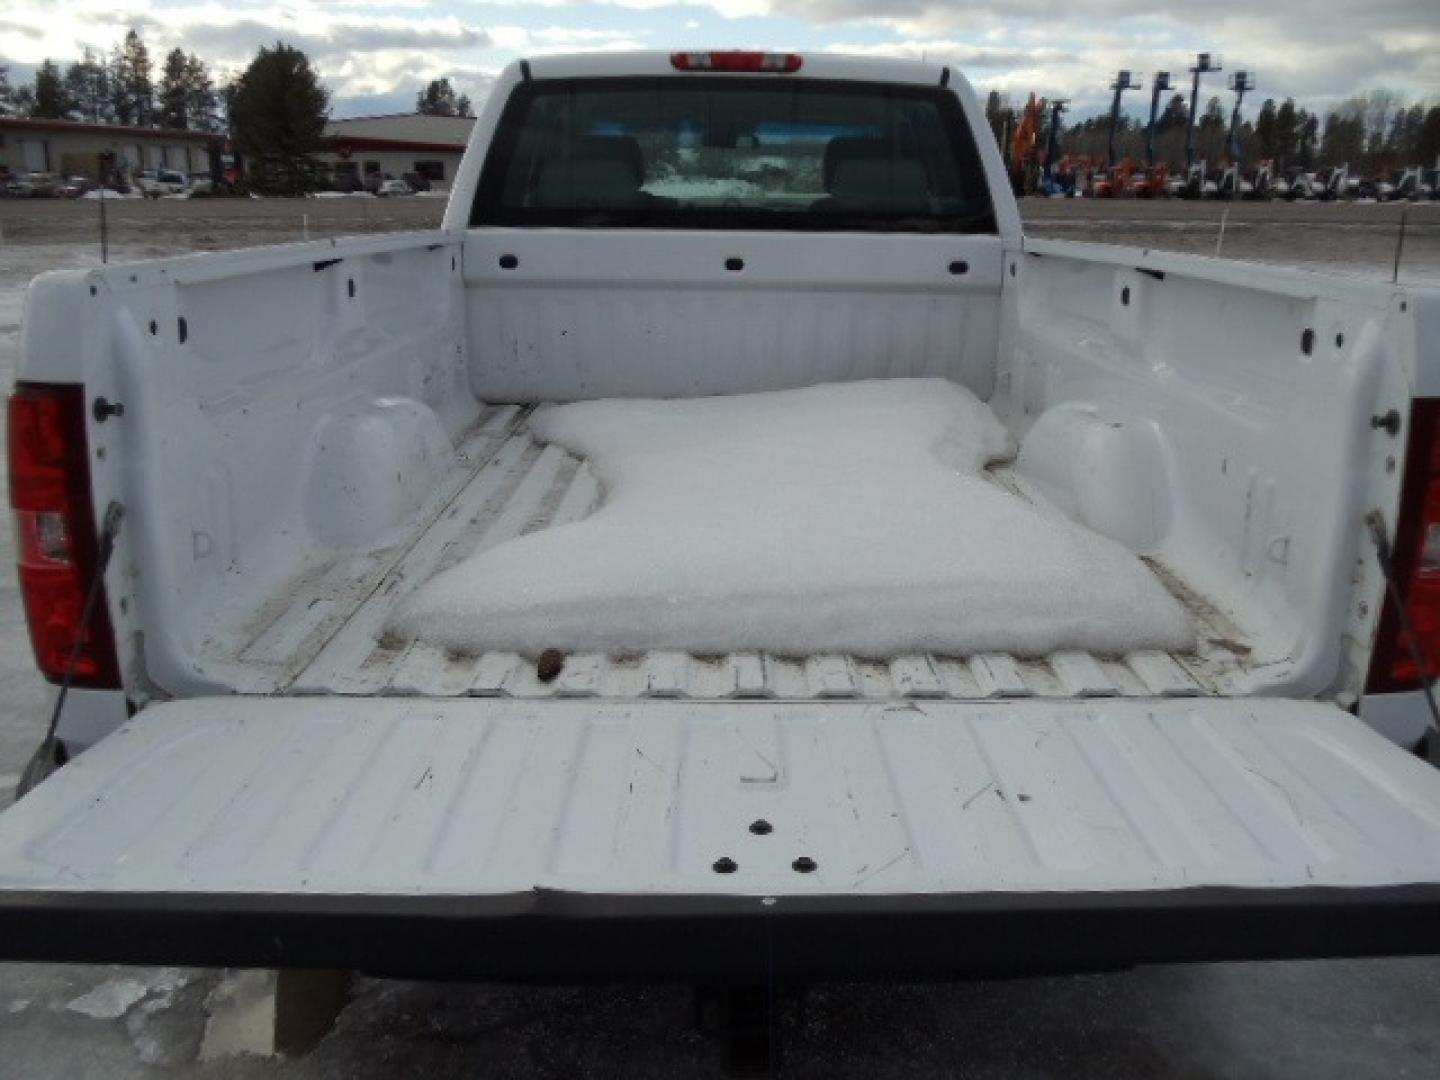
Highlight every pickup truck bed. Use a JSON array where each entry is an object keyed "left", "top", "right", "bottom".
[
  {"left": 5, "top": 51, "right": 1439, "bottom": 986},
  {"left": 226, "top": 401, "right": 1241, "bottom": 701}
]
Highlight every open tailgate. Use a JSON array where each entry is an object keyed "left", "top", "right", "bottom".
[{"left": 2, "top": 697, "right": 1439, "bottom": 978}]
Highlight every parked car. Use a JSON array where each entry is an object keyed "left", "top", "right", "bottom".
[
  {"left": 135, "top": 169, "right": 189, "bottom": 197},
  {"left": 3, "top": 49, "right": 1440, "bottom": 1064},
  {"left": 4, "top": 171, "right": 60, "bottom": 197},
  {"left": 59, "top": 176, "right": 95, "bottom": 199},
  {"left": 376, "top": 177, "right": 412, "bottom": 196}
]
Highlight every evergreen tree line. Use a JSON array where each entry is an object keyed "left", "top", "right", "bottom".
[
  {"left": 0, "top": 30, "right": 219, "bottom": 131},
  {"left": 987, "top": 89, "right": 1440, "bottom": 173},
  {"left": 0, "top": 30, "right": 477, "bottom": 131},
  {"left": 0, "top": 33, "right": 478, "bottom": 195},
  {"left": 415, "top": 78, "right": 473, "bottom": 119}
]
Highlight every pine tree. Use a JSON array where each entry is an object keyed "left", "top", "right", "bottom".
[
  {"left": 1254, "top": 98, "right": 1277, "bottom": 160},
  {"left": 64, "top": 49, "right": 111, "bottom": 123},
  {"left": 1197, "top": 96, "right": 1226, "bottom": 162},
  {"left": 456, "top": 93, "right": 472, "bottom": 118},
  {"left": 110, "top": 29, "right": 154, "bottom": 127},
  {"left": 1274, "top": 99, "right": 1299, "bottom": 168},
  {"left": 1416, "top": 106, "right": 1440, "bottom": 168},
  {"left": 416, "top": 77, "right": 460, "bottom": 116},
  {"left": 30, "top": 60, "right": 74, "bottom": 120},
  {"left": 0, "top": 65, "right": 13, "bottom": 117},
  {"left": 1297, "top": 110, "right": 1319, "bottom": 168},
  {"left": 158, "top": 48, "right": 189, "bottom": 128},
  {"left": 1157, "top": 93, "right": 1188, "bottom": 130},
  {"left": 184, "top": 53, "right": 218, "bottom": 131},
  {"left": 228, "top": 42, "right": 330, "bottom": 194}
]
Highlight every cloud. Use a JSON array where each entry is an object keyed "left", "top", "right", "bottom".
[
  {"left": 1, "top": 0, "right": 1435, "bottom": 121},
  {"left": 770, "top": 0, "right": 1440, "bottom": 110},
  {"left": 0, "top": 2, "right": 503, "bottom": 114}
]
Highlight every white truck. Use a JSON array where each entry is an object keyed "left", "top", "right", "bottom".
[{"left": 3, "top": 52, "right": 1440, "bottom": 995}]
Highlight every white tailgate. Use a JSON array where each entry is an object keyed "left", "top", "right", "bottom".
[{"left": 2, "top": 697, "right": 1439, "bottom": 897}]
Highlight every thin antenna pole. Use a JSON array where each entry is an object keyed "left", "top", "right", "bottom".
[
  {"left": 1393, "top": 208, "right": 1408, "bottom": 284},
  {"left": 1216, "top": 205, "right": 1229, "bottom": 256},
  {"left": 99, "top": 187, "right": 109, "bottom": 264}
]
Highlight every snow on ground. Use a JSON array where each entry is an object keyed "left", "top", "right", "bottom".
[{"left": 395, "top": 380, "right": 1194, "bottom": 658}]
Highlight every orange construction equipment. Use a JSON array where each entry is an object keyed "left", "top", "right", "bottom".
[{"left": 1129, "top": 162, "right": 1170, "bottom": 198}]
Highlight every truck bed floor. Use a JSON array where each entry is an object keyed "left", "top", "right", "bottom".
[{"left": 240, "top": 408, "right": 1247, "bottom": 701}]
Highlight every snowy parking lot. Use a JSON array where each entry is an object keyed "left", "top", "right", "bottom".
[{"left": 0, "top": 196, "right": 1438, "bottom": 1078}]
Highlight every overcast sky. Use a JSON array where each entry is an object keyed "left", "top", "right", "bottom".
[{"left": 2, "top": 1, "right": 1437, "bottom": 120}]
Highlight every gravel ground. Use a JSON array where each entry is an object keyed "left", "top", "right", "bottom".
[{"left": 0, "top": 194, "right": 1438, "bottom": 1078}]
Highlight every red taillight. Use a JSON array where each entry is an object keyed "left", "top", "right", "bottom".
[
  {"left": 8, "top": 383, "right": 119, "bottom": 687},
  {"left": 670, "top": 51, "right": 803, "bottom": 73},
  {"left": 1368, "top": 399, "right": 1440, "bottom": 693}
]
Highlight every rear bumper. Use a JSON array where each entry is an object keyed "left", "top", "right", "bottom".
[{"left": 4, "top": 885, "right": 1439, "bottom": 980}]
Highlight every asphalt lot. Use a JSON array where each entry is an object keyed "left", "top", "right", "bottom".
[
  {"left": 0, "top": 193, "right": 1437, "bottom": 1078},
  {"left": 3, "top": 193, "right": 1437, "bottom": 280}
]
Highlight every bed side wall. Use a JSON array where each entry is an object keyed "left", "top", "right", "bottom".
[
  {"left": 996, "top": 241, "right": 1415, "bottom": 699},
  {"left": 20, "top": 232, "right": 476, "bottom": 698}
]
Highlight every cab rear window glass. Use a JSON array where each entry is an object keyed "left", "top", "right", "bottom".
[{"left": 472, "top": 77, "right": 996, "bottom": 233}]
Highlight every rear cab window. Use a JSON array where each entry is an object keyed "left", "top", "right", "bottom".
[{"left": 472, "top": 76, "right": 996, "bottom": 233}]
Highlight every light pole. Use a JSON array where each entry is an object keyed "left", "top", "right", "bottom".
[
  {"left": 1044, "top": 98, "right": 1068, "bottom": 185},
  {"left": 1185, "top": 52, "right": 1222, "bottom": 169},
  {"left": 1107, "top": 70, "right": 1141, "bottom": 170},
  {"left": 1146, "top": 71, "right": 1172, "bottom": 168},
  {"left": 1227, "top": 70, "right": 1256, "bottom": 164}
]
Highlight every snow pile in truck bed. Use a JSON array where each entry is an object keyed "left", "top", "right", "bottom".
[{"left": 391, "top": 379, "right": 1195, "bottom": 659}]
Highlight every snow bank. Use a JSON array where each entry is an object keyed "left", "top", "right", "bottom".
[
  {"left": 78, "top": 188, "right": 140, "bottom": 200},
  {"left": 391, "top": 379, "right": 1195, "bottom": 659}
]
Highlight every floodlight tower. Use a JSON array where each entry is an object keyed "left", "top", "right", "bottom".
[
  {"left": 1145, "top": 70, "right": 1172, "bottom": 167},
  {"left": 1106, "top": 70, "right": 1141, "bottom": 169},
  {"left": 1185, "top": 51, "right": 1222, "bottom": 169},
  {"left": 1044, "top": 98, "right": 1068, "bottom": 181},
  {"left": 1227, "top": 69, "right": 1257, "bottom": 164}
]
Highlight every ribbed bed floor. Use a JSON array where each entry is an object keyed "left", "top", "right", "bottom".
[{"left": 228, "top": 404, "right": 1250, "bottom": 701}]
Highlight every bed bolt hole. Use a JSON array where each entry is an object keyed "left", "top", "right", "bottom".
[
  {"left": 1335, "top": 332, "right": 1345, "bottom": 349},
  {"left": 498, "top": 254, "right": 519, "bottom": 270},
  {"left": 725, "top": 256, "right": 744, "bottom": 272},
  {"left": 749, "top": 819, "right": 773, "bottom": 836},
  {"left": 1121, "top": 286, "right": 1131, "bottom": 306},
  {"left": 347, "top": 278, "right": 356, "bottom": 298},
  {"left": 536, "top": 648, "right": 565, "bottom": 682},
  {"left": 1009, "top": 262, "right": 1017, "bottom": 277},
  {"left": 92, "top": 397, "right": 124, "bottom": 423},
  {"left": 89, "top": 285, "right": 97, "bottom": 297},
  {"left": 713, "top": 857, "right": 738, "bottom": 874},
  {"left": 792, "top": 856, "right": 817, "bottom": 874},
  {"left": 948, "top": 260, "right": 969, "bottom": 275},
  {"left": 1300, "top": 328, "right": 1314, "bottom": 355},
  {"left": 177, "top": 317, "right": 188, "bottom": 344},
  {"left": 1386, "top": 455, "right": 1396, "bottom": 474},
  {"left": 1371, "top": 410, "right": 1402, "bottom": 437},
  {"left": 147, "top": 319, "right": 157, "bottom": 335}
]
